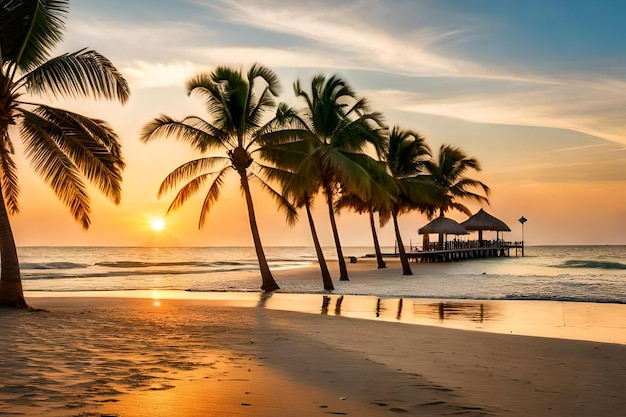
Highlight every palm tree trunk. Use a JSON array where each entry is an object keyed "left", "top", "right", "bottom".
[
  {"left": 0, "top": 188, "right": 27, "bottom": 308},
  {"left": 305, "top": 201, "right": 334, "bottom": 291},
  {"left": 392, "top": 210, "right": 413, "bottom": 275},
  {"left": 324, "top": 187, "right": 349, "bottom": 281},
  {"left": 369, "top": 209, "right": 386, "bottom": 269},
  {"left": 239, "top": 172, "right": 280, "bottom": 291}
]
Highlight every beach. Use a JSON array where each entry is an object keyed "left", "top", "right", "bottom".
[{"left": 2, "top": 258, "right": 626, "bottom": 416}]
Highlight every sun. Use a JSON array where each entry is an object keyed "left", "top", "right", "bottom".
[{"left": 150, "top": 218, "right": 166, "bottom": 232}]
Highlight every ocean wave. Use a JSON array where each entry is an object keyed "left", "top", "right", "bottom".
[
  {"left": 552, "top": 259, "right": 626, "bottom": 270},
  {"left": 20, "top": 262, "right": 88, "bottom": 270},
  {"left": 503, "top": 293, "right": 626, "bottom": 304},
  {"left": 21, "top": 261, "right": 311, "bottom": 281},
  {"left": 94, "top": 260, "right": 255, "bottom": 268}
]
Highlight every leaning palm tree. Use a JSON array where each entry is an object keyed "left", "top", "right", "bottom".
[
  {"left": 287, "top": 75, "right": 387, "bottom": 281},
  {"left": 283, "top": 178, "right": 335, "bottom": 291},
  {"left": 423, "top": 144, "right": 490, "bottom": 217},
  {"left": 141, "top": 64, "right": 295, "bottom": 292},
  {"left": 0, "top": 0, "right": 130, "bottom": 307},
  {"left": 382, "top": 127, "right": 437, "bottom": 275},
  {"left": 259, "top": 104, "right": 334, "bottom": 290}
]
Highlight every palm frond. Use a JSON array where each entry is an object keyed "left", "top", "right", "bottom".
[
  {"left": 157, "top": 156, "right": 229, "bottom": 198},
  {"left": 22, "top": 105, "right": 124, "bottom": 204},
  {"left": 1, "top": 0, "right": 68, "bottom": 72},
  {"left": 165, "top": 174, "right": 209, "bottom": 214},
  {"left": 198, "top": 167, "right": 229, "bottom": 228},
  {"left": 187, "top": 71, "right": 237, "bottom": 133},
  {"left": 335, "top": 193, "right": 370, "bottom": 215},
  {"left": 247, "top": 63, "right": 280, "bottom": 97},
  {"left": 0, "top": 137, "right": 20, "bottom": 214},
  {"left": 22, "top": 48, "right": 130, "bottom": 104},
  {"left": 257, "top": 137, "right": 313, "bottom": 170},
  {"left": 250, "top": 172, "right": 298, "bottom": 226},
  {"left": 140, "top": 115, "right": 223, "bottom": 152},
  {"left": 449, "top": 201, "right": 472, "bottom": 217},
  {"left": 19, "top": 108, "right": 91, "bottom": 229}
]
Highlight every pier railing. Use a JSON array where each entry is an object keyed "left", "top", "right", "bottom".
[
  {"left": 421, "top": 239, "right": 519, "bottom": 252},
  {"left": 402, "top": 239, "right": 524, "bottom": 262}
]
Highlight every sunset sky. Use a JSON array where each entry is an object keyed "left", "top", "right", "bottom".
[{"left": 11, "top": 0, "right": 626, "bottom": 247}]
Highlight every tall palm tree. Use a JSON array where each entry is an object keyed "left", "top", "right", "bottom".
[
  {"left": 0, "top": 0, "right": 130, "bottom": 307},
  {"left": 423, "top": 144, "right": 490, "bottom": 217},
  {"left": 286, "top": 75, "right": 386, "bottom": 281},
  {"left": 141, "top": 64, "right": 295, "bottom": 292},
  {"left": 259, "top": 104, "right": 334, "bottom": 290},
  {"left": 382, "top": 127, "right": 437, "bottom": 275}
]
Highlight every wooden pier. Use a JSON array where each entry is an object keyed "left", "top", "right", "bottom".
[{"left": 367, "top": 241, "right": 525, "bottom": 263}]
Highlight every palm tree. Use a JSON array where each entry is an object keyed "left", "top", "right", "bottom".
[
  {"left": 141, "top": 64, "right": 295, "bottom": 292},
  {"left": 285, "top": 184, "right": 335, "bottom": 291},
  {"left": 0, "top": 0, "right": 130, "bottom": 307},
  {"left": 382, "top": 127, "right": 436, "bottom": 275},
  {"left": 287, "top": 75, "right": 386, "bottom": 281},
  {"left": 259, "top": 104, "right": 334, "bottom": 290},
  {"left": 423, "top": 144, "right": 490, "bottom": 217}
]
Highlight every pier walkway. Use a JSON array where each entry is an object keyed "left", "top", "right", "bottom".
[{"left": 367, "top": 240, "right": 525, "bottom": 263}]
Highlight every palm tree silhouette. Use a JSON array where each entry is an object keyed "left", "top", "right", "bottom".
[
  {"left": 141, "top": 64, "right": 296, "bottom": 292},
  {"left": 286, "top": 75, "right": 386, "bottom": 281},
  {"left": 0, "top": 1, "right": 130, "bottom": 307},
  {"left": 423, "top": 144, "right": 490, "bottom": 217},
  {"left": 382, "top": 127, "right": 438, "bottom": 275}
]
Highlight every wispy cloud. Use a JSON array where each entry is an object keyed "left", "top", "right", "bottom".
[{"left": 369, "top": 72, "right": 626, "bottom": 145}]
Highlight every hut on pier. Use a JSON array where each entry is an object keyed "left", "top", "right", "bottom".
[
  {"left": 418, "top": 216, "right": 468, "bottom": 250},
  {"left": 460, "top": 209, "right": 511, "bottom": 242}
]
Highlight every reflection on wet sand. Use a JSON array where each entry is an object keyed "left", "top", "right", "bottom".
[
  {"left": 416, "top": 302, "right": 493, "bottom": 323},
  {"left": 317, "top": 295, "right": 496, "bottom": 326},
  {"left": 258, "top": 293, "right": 626, "bottom": 344}
]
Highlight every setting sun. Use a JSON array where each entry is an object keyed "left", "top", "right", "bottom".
[{"left": 150, "top": 218, "right": 166, "bottom": 232}]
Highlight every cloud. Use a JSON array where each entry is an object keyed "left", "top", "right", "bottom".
[{"left": 368, "top": 71, "right": 626, "bottom": 145}]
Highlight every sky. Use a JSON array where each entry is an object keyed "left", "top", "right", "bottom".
[{"left": 10, "top": 0, "right": 626, "bottom": 247}]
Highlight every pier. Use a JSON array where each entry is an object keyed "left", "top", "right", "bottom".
[{"left": 367, "top": 240, "right": 525, "bottom": 263}]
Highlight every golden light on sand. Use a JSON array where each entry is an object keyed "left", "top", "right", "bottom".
[{"left": 150, "top": 218, "right": 166, "bottom": 232}]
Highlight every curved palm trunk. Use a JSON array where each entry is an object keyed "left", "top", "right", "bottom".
[
  {"left": 305, "top": 201, "right": 334, "bottom": 291},
  {"left": 0, "top": 189, "right": 27, "bottom": 308},
  {"left": 324, "top": 188, "right": 349, "bottom": 281},
  {"left": 392, "top": 210, "right": 413, "bottom": 276},
  {"left": 368, "top": 208, "right": 386, "bottom": 269},
  {"left": 239, "top": 172, "right": 280, "bottom": 291}
]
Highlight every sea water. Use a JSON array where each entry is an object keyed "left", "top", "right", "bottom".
[{"left": 16, "top": 246, "right": 626, "bottom": 303}]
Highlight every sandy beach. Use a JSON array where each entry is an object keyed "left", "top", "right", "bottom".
[{"left": 2, "top": 259, "right": 626, "bottom": 416}]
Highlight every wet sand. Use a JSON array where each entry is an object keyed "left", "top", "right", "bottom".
[{"left": 2, "top": 258, "right": 626, "bottom": 416}]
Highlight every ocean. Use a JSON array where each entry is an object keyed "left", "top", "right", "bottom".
[{"left": 17, "top": 245, "right": 626, "bottom": 304}]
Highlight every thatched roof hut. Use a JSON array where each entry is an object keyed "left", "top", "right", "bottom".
[
  {"left": 419, "top": 216, "right": 468, "bottom": 249},
  {"left": 460, "top": 209, "right": 510, "bottom": 241},
  {"left": 419, "top": 216, "right": 468, "bottom": 235},
  {"left": 461, "top": 209, "right": 511, "bottom": 231}
]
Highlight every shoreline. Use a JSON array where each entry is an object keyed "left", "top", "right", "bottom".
[{"left": 2, "top": 296, "right": 625, "bottom": 416}]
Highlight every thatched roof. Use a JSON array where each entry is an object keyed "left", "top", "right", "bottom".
[
  {"left": 461, "top": 209, "right": 511, "bottom": 232},
  {"left": 419, "top": 216, "right": 469, "bottom": 235}
]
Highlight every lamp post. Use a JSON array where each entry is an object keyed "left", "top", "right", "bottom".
[{"left": 518, "top": 216, "right": 527, "bottom": 257}]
